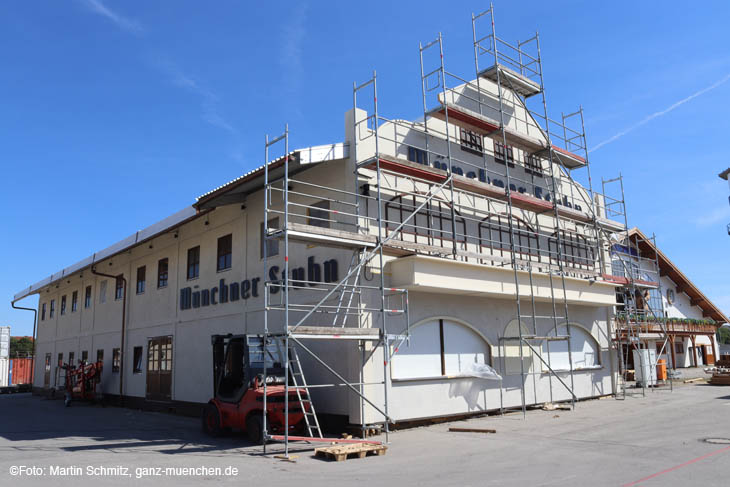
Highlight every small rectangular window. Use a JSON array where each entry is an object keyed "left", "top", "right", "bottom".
[
  {"left": 81, "top": 350, "right": 88, "bottom": 363},
  {"left": 187, "top": 246, "right": 200, "bottom": 280},
  {"left": 133, "top": 346, "right": 143, "bottom": 373},
  {"left": 45, "top": 353, "right": 51, "bottom": 371},
  {"left": 68, "top": 352, "right": 75, "bottom": 366},
  {"left": 41, "top": 303, "right": 46, "bottom": 321},
  {"left": 460, "top": 128, "right": 483, "bottom": 155},
  {"left": 71, "top": 291, "right": 78, "bottom": 312},
  {"left": 50, "top": 299, "right": 55, "bottom": 318},
  {"left": 99, "top": 281, "right": 107, "bottom": 304},
  {"left": 57, "top": 353, "right": 63, "bottom": 367},
  {"left": 157, "top": 258, "right": 169, "bottom": 288},
  {"left": 675, "top": 342, "right": 684, "bottom": 354},
  {"left": 136, "top": 266, "right": 146, "bottom": 295},
  {"left": 407, "top": 146, "right": 429, "bottom": 165},
  {"left": 60, "top": 295, "right": 67, "bottom": 315},
  {"left": 217, "top": 234, "right": 232, "bottom": 271},
  {"left": 115, "top": 275, "right": 124, "bottom": 300},
  {"left": 260, "top": 218, "right": 280, "bottom": 258},
  {"left": 308, "top": 200, "right": 331, "bottom": 229},
  {"left": 525, "top": 154, "right": 543, "bottom": 175},
  {"left": 84, "top": 286, "right": 92, "bottom": 308},
  {"left": 494, "top": 141, "right": 515, "bottom": 167},
  {"left": 112, "top": 348, "right": 120, "bottom": 372},
  {"left": 96, "top": 349, "right": 104, "bottom": 364}
]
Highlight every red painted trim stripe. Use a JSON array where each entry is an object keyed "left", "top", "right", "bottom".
[
  {"left": 622, "top": 444, "right": 730, "bottom": 487},
  {"left": 551, "top": 145, "right": 586, "bottom": 163}
]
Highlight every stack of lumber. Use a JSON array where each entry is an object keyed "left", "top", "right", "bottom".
[{"left": 709, "top": 360, "right": 730, "bottom": 385}]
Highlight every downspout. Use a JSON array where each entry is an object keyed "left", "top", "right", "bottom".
[
  {"left": 10, "top": 300, "right": 37, "bottom": 387},
  {"left": 91, "top": 265, "right": 127, "bottom": 405}
]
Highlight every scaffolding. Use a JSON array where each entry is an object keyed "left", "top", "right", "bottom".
[
  {"left": 602, "top": 177, "right": 673, "bottom": 398},
  {"left": 258, "top": 4, "right": 667, "bottom": 457}
]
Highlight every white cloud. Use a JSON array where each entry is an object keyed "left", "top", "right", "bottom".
[
  {"left": 152, "top": 57, "right": 238, "bottom": 135},
  {"left": 279, "top": 3, "right": 308, "bottom": 98},
  {"left": 695, "top": 206, "right": 730, "bottom": 228},
  {"left": 81, "top": 0, "right": 143, "bottom": 35},
  {"left": 590, "top": 73, "right": 730, "bottom": 152},
  {"left": 81, "top": 2, "right": 238, "bottom": 139}
]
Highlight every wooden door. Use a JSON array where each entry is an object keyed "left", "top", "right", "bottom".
[
  {"left": 146, "top": 336, "right": 172, "bottom": 401},
  {"left": 706, "top": 345, "right": 715, "bottom": 365}
]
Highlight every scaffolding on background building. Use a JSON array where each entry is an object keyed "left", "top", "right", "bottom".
[
  {"left": 258, "top": 4, "right": 670, "bottom": 456},
  {"left": 602, "top": 176, "right": 673, "bottom": 399}
]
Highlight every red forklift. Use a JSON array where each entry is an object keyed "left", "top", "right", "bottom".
[{"left": 202, "top": 334, "right": 312, "bottom": 443}]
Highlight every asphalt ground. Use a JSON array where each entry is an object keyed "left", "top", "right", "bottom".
[{"left": 1, "top": 379, "right": 728, "bottom": 486}]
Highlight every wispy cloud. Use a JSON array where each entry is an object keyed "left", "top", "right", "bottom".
[
  {"left": 695, "top": 206, "right": 730, "bottom": 228},
  {"left": 590, "top": 73, "right": 730, "bottom": 152},
  {"left": 80, "top": 1, "right": 238, "bottom": 137},
  {"left": 81, "top": 0, "right": 143, "bottom": 35},
  {"left": 154, "top": 58, "right": 238, "bottom": 135},
  {"left": 278, "top": 2, "right": 307, "bottom": 119}
]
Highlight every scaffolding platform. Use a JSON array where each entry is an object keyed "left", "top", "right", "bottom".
[
  {"left": 426, "top": 101, "right": 587, "bottom": 170},
  {"left": 363, "top": 155, "right": 594, "bottom": 224},
  {"left": 287, "top": 326, "right": 382, "bottom": 341},
  {"left": 268, "top": 222, "right": 376, "bottom": 250},
  {"left": 478, "top": 64, "right": 542, "bottom": 98}
]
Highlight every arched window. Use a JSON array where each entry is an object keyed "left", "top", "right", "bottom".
[
  {"left": 548, "top": 229, "right": 595, "bottom": 270},
  {"left": 541, "top": 324, "right": 600, "bottom": 371},
  {"left": 391, "top": 318, "right": 490, "bottom": 380},
  {"left": 478, "top": 214, "right": 540, "bottom": 261},
  {"left": 385, "top": 194, "right": 467, "bottom": 251},
  {"left": 502, "top": 320, "right": 534, "bottom": 375}
]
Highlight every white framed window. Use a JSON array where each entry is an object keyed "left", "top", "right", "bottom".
[
  {"left": 391, "top": 318, "right": 490, "bottom": 380},
  {"left": 541, "top": 324, "right": 600, "bottom": 371}
]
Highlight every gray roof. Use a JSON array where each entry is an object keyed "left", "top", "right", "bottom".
[{"left": 12, "top": 207, "right": 198, "bottom": 303}]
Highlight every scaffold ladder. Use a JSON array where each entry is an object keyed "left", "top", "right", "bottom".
[{"left": 287, "top": 346, "right": 323, "bottom": 438}]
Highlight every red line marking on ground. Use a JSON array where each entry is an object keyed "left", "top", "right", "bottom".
[{"left": 622, "top": 445, "right": 730, "bottom": 487}]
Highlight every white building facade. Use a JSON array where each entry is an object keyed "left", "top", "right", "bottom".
[{"left": 13, "top": 16, "right": 727, "bottom": 428}]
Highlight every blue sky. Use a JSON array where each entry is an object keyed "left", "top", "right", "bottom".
[{"left": 2, "top": 1, "right": 729, "bottom": 337}]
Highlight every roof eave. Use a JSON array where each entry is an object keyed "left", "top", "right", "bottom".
[{"left": 628, "top": 228, "right": 730, "bottom": 324}]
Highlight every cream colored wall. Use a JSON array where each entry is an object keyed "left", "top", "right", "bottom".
[{"left": 357, "top": 291, "right": 613, "bottom": 423}]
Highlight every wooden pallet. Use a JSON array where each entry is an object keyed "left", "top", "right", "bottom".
[{"left": 314, "top": 443, "right": 387, "bottom": 462}]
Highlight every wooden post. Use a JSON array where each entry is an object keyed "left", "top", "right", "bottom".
[
  {"left": 669, "top": 335, "right": 676, "bottom": 370},
  {"left": 690, "top": 335, "right": 697, "bottom": 367}
]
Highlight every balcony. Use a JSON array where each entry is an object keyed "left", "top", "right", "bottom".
[{"left": 615, "top": 315, "right": 717, "bottom": 335}]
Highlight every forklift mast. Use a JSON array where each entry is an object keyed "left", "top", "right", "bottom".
[{"left": 210, "top": 334, "right": 286, "bottom": 399}]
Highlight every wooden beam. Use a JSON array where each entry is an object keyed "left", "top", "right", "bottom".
[
  {"left": 448, "top": 427, "right": 497, "bottom": 434},
  {"left": 690, "top": 297, "right": 704, "bottom": 307}
]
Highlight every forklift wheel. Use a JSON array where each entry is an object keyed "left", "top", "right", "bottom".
[
  {"left": 246, "top": 414, "right": 263, "bottom": 444},
  {"left": 202, "top": 404, "right": 222, "bottom": 437}
]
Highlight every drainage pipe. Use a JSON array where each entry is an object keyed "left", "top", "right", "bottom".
[
  {"left": 91, "top": 266, "right": 127, "bottom": 405},
  {"left": 10, "top": 300, "right": 37, "bottom": 387}
]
